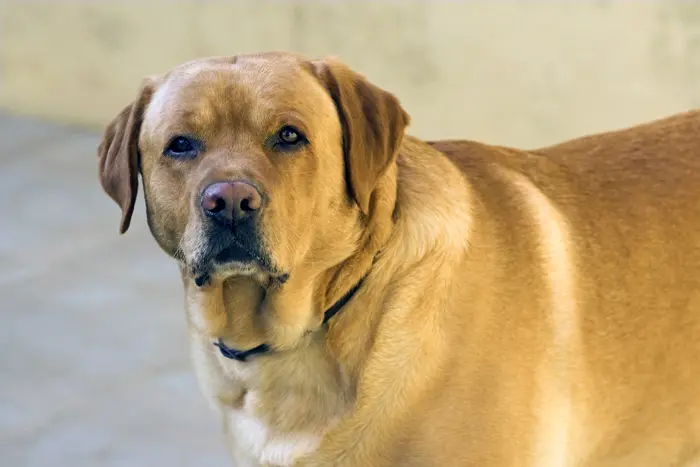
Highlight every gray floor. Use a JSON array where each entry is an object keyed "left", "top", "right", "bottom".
[{"left": 0, "top": 113, "right": 230, "bottom": 466}]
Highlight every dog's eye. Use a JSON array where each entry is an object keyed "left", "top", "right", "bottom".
[
  {"left": 275, "top": 126, "right": 307, "bottom": 151},
  {"left": 164, "top": 136, "right": 199, "bottom": 159}
]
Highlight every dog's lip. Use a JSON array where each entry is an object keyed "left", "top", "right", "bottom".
[
  {"left": 213, "top": 242, "right": 257, "bottom": 265},
  {"left": 190, "top": 237, "right": 287, "bottom": 287},
  {"left": 189, "top": 240, "right": 260, "bottom": 286}
]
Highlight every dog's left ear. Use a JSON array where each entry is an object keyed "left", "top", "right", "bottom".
[
  {"left": 97, "top": 79, "right": 154, "bottom": 234},
  {"left": 312, "top": 58, "right": 410, "bottom": 215}
]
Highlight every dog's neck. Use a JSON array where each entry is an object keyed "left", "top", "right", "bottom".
[
  {"left": 213, "top": 275, "right": 368, "bottom": 362},
  {"left": 317, "top": 163, "right": 398, "bottom": 315}
]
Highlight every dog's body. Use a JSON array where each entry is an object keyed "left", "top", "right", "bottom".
[{"left": 98, "top": 52, "right": 700, "bottom": 466}]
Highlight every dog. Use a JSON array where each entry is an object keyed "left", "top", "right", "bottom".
[{"left": 98, "top": 52, "right": 700, "bottom": 466}]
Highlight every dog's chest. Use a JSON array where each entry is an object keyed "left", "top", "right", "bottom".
[
  {"left": 189, "top": 335, "right": 324, "bottom": 467},
  {"left": 225, "top": 391, "right": 322, "bottom": 467}
]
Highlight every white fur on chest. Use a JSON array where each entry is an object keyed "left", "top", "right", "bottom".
[
  {"left": 189, "top": 334, "right": 323, "bottom": 466},
  {"left": 227, "top": 393, "right": 322, "bottom": 467}
]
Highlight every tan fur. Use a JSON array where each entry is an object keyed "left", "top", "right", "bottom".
[{"left": 98, "top": 52, "right": 700, "bottom": 466}]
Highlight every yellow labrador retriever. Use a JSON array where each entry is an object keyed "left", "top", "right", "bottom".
[{"left": 98, "top": 52, "right": 700, "bottom": 466}]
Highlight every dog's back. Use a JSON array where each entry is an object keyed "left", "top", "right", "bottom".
[{"left": 422, "top": 111, "right": 700, "bottom": 465}]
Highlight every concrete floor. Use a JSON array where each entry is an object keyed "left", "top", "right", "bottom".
[{"left": 0, "top": 113, "right": 230, "bottom": 466}]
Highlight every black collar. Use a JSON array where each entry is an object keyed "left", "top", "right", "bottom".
[{"left": 214, "top": 277, "right": 365, "bottom": 362}]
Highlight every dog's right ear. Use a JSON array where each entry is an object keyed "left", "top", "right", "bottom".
[{"left": 97, "top": 79, "right": 154, "bottom": 234}]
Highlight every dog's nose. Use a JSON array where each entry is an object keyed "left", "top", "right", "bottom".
[{"left": 200, "top": 181, "right": 263, "bottom": 223}]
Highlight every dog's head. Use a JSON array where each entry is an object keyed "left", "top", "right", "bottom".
[{"left": 98, "top": 53, "right": 409, "bottom": 344}]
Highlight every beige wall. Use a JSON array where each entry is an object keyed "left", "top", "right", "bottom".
[{"left": 2, "top": 1, "right": 700, "bottom": 147}]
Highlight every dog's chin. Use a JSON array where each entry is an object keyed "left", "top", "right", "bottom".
[{"left": 212, "top": 259, "right": 261, "bottom": 279}]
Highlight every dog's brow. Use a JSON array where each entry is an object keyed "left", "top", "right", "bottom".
[{"left": 264, "top": 110, "right": 309, "bottom": 134}]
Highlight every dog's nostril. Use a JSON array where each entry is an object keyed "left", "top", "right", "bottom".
[
  {"left": 201, "top": 193, "right": 227, "bottom": 214},
  {"left": 210, "top": 197, "right": 226, "bottom": 214},
  {"left": 240, "top": 198, "right": 253, "bottom": 212}
]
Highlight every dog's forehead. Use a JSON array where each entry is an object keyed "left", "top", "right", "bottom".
[
  {"left": 143, "top": 56, "right": 325, "bottom": 137},
  {"left": 173, "top": 55, "right": 312, "bottom": 94}
]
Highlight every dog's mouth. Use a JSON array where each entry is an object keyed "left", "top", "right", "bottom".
[
  {"left": 214, "top": 243, "right": 256, "bottom": 265},
  {"left": 190, "top": 236, "right": 283, "bottom": 287}
]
